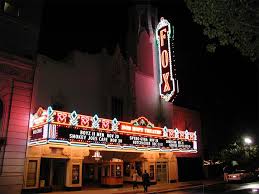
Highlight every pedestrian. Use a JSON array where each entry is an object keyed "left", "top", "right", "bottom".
[
  {"left": 142, "top": 170, "right": 150, "bottom": 192},
  {"left": 223, "top": 165, "right": 229, "bottom": 182},
  {"left": 132, "top": 170, "right": 138, "bottom": 189}
]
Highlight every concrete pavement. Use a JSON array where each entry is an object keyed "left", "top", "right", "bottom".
[{"left": 46, "top": 179, "right": 224, "bottom": 194}]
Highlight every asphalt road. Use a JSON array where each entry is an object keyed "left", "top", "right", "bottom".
[{"left": 165, "top": 181, "right": 259, "bottom": 194}]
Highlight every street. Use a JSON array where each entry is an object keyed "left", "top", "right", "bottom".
[{"left": 166, "top": 181, "right": 259, "bottom": 194}]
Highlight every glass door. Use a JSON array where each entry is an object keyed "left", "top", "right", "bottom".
[{"left": 156, "top": 162, "right": 168, "bottom": 183}]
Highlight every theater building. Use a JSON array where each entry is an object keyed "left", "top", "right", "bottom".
[
  {"left": 19, "top": 7, "right": 202, "bottom": 191},
  {"left": 22, "top": 10, "right": 202, "bottom": 191}
]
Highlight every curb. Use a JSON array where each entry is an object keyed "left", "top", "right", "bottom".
[
  {"left": 115, "top": 181, "right": 224, "bottom": 194},
  {"left": 146, "top": 182, "right": 225, "bottom": 194}
]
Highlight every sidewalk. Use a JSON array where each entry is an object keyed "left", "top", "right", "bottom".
[{"left": 46, "top": 179, "right": 224, "bottom": 194}]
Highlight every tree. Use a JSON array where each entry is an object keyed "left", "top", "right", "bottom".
[
  {"left": 185, "top": 0, "right": 257, "bottom": 61},
  {"left": 219, "top": 137, "right": 258, "bottom": 168}
]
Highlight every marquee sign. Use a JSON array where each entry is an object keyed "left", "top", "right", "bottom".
[
  {"left": 156, "top": 17, "right": 179, "bottom": 102},
  {"left": 29, "top": 107, "right": 197, "bottom": 152}
]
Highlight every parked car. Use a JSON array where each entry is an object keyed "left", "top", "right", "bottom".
[{"left": 226, "top": 169, "right": 254, "bottom": 182}]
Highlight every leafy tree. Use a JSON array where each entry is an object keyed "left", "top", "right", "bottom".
[
  {"left": 185, "top": 0, "right": 257, "bottom": 61},
  {"left": 219, "top": 137, "right": 258, "bottom": 168}
]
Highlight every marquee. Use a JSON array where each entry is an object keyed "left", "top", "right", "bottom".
[{"left": 29, "top": 107, "right": 197, "bottom": 152}]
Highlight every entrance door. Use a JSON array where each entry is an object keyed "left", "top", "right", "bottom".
[
  {"left": 52, "top": 159, "right": 67, "bottom": 191},
  {"left": 156, "top": 162, "right": 168, "bottom": 183},
  {"left": 84, "top": 164, "right": 102, "bottom": 185}
]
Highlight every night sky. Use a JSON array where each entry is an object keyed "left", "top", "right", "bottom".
[{"left": 38, "top": 0, "right": 258, "bottom": 154}]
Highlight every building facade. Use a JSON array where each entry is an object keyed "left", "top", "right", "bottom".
[
  {"left": 23, "top": 12, "right": 202, "bottom": 190},
  {"left": 0, "top": 1, "right": 43, "bottom": 194},
  {"left": 0, "top": 2, "right": 203, "bottom": 193},
  {"left": 0, "top": 54, "right": 34, "bottom": 194}
]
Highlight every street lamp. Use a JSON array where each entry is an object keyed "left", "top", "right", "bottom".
[
  {"left": 244, "top": 137, "right": 252, "bottom": 145},
  {"left": 243, "top": 137, "right": 253, "bottom": 159}
]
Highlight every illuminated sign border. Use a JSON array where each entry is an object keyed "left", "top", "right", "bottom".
[
  {"left": 156, "top": 17, "right": 179, "bottom": 102},
  {"left": 29, "top": 106, "right": 198, "bottom": 153}
]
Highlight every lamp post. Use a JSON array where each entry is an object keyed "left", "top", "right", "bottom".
[{"left": 243, "top": 137, "right": 252, "bottom": 159}]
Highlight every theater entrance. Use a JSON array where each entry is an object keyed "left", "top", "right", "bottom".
[
  {"left": 82, "top": 163, "right": 102, "bottom": 186},
  {"left": 82, "top": 150, "right": 142, "bottom": 187},
  {"left": 39, "top": 158, "right": 67, "bottom": 191}
]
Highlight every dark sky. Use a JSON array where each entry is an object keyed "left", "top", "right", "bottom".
[{"left": 38, "top": 0, "right": 258, "bottom": 154}]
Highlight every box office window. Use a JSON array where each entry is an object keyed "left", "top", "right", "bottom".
[
  {"left": 26, "top": 160, "right": 37, "bottom": 187},
  {"left": 116, "top": 165, "right": 122, "bottom": 177},
  {"left": 109, "top": 163, "right": 122, "bottom": 177}
]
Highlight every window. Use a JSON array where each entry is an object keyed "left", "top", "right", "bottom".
[
  {"left": 116, "top": 165, "right": 121, "bottom": 177},
  {"left": 111, "top": 97, "right": 123, "bottom": 121},
  {"left": 150, "top": 165, "right": 155, "bottom": 180},
  {"left": 104, "top": 165, "right": 110, "bottom": 177},
  {"left": 110, "top": 164, "right": 122, "bottom": 177},
  {"left": 26, "top": 160, "right": 37, "bottom": 187},
  {"left": 123, "top": 162, "right": 130, "bottom": 177},
  {"left": 111, "top": 165, "right": 115, "bottom": 177},
  {"left": 135, "top": 161, "right": 142, "bottom": 176}
]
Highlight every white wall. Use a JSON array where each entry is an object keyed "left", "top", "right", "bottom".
[{"left": 32, "top": 49, "right": 130, "bottom": 120}]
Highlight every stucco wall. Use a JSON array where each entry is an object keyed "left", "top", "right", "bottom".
[{"left": 33, "top": 50, "right": 130, "bottom": 120}]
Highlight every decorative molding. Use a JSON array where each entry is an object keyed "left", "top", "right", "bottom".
[
  {"left": 71, "top": 150, "right": 82, "bottom": 158},
  {"left": 82, "top": 149, "right": 90, "bottom": 157},
  {"left": 28, "top": 146, "right": 41, "bottom": 157},
  {"left": 63, "top": 147, "right": 71, "bottom": 157},
  {"left": 0, "top": 62, "right": 33, "bottom": 82},
  {"left": 42, "top": 146, "right": 51, "bottom": 155}
]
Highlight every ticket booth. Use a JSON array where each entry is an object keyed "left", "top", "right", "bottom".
[{"left": 101, "top": 158, "right": 123, "bottom": 187}]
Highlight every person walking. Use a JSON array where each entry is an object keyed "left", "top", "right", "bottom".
[
  {"left": 223, "top": 165, "right": 229, "bottom": 182},
  {"left": 132, "top": 170, "right": 138, "bottom": 189},
  {"left": 142, "top": 170, "right": 150, "bottom": 192}
]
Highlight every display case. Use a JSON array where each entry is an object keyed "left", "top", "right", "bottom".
[{"left": 101, "top": 159, "right": 123, "bottom": 187}]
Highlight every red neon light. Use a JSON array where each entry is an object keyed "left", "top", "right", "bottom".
[
  {"left": 159, "top": 28, "right": 167, "bottom": 46},
  {"left": 130, "top": 116, "right": 155, "bottom": 128},
  {"left": 102, "top": 119, "right": 110, "bottom": 129},
  {"left": 156, "top": 17, "right": 178, "bottom": 102},
  {"left": 79, "top": 115, "right": 91, "bottom": 127},
  {"left": 56, "top": 112, "right": 69, "bottom": 123},
  {"left": 179, "top": 131, "right": 185, "bottom": 139},
  {"left": 30, "top": 107, "right": 197, "bottom": 141},
  {"left": 30, "top": 107, "right": 47, "bottom": 128},
  {"left": 163, "top": 72, "right": 170, "bottom": 92},
  {"left": 189, "top": 133, "right": 194, "bottom": 141},
  {"left": 161, "top": 50, "right": 169, "bottom": 68}
]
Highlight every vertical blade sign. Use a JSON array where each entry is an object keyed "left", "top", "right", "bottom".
[{"left": 156, "top": 17, "right": 178, "bottom": 102}]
